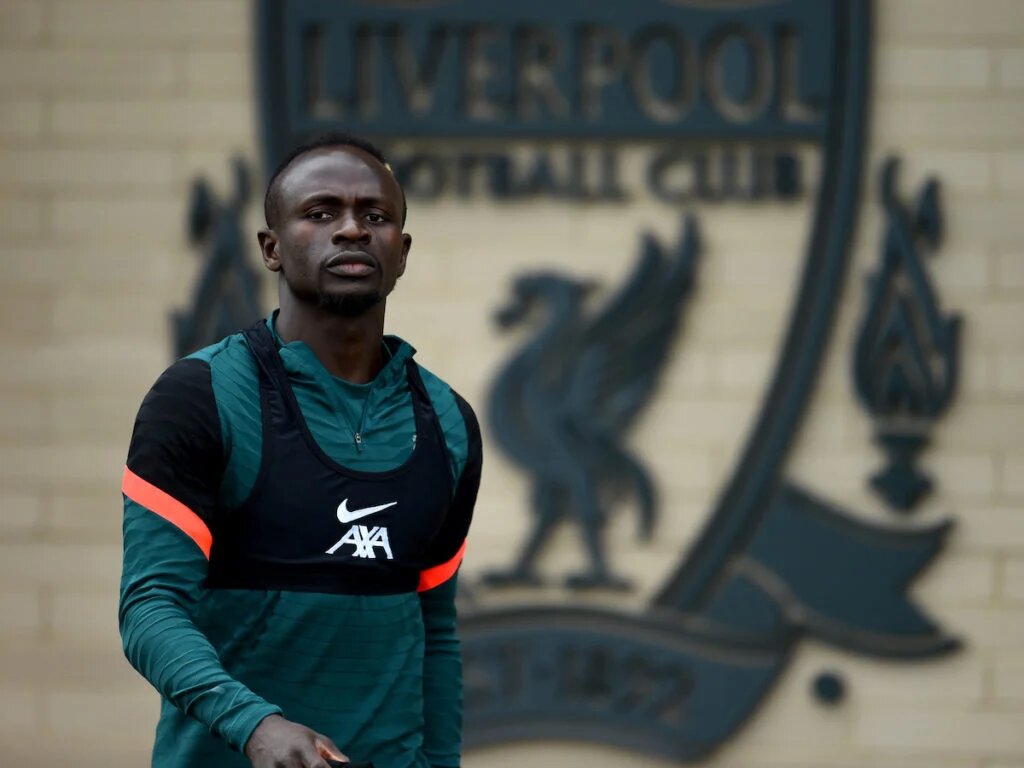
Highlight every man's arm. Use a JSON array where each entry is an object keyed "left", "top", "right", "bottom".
[
  {"left": 119, "top": 358, "right": 282, "bottom": 752},
  {"left": 418, "top": 392, "right": 482, "bottom": 768}
]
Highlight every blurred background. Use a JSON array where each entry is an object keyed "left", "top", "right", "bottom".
[{"left": 0, "top": 1, "right": 1022, "bottom": 766}]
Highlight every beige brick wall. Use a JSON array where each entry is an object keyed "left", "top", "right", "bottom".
[{"left": 0, "top": 0, "right": 1022, "bottom": 765}]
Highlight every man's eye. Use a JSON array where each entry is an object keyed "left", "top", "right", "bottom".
[
  {"left": 308, "top": 210, "right": 333, "bottom": 221},
  {"left": 366, "top": 212, "right": 386, "bottom": 224}
]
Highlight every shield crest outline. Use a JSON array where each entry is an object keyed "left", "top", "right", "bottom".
[
  {"left": 652, "top": 0, "right": 871, "bottom": 610},
  {"left": 252, "top": 0, "right": 904, "bottom": 761}
]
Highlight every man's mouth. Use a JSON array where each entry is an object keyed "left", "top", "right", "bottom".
[{"left": 324, "top": 252, "right": 378, "bottom": 278}]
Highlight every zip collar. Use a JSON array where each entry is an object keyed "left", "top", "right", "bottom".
[
  {"left": 263, "top": 311, "right": 417, "bottom": 452},
  {"left": 264, "top": 310, "right": 416, "bottom": 390}
]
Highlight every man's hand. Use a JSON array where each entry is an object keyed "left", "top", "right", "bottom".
[{"left": 245, "top": 714, "right": 348, "bottom": 767}]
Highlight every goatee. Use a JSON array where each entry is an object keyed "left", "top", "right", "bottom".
[{"left": 316, "top": 291, "right": 384, "bottom": 317}]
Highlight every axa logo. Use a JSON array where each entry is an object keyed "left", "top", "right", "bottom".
[{"left": 326, "top": 499, "right": 397, "bottom": 560}]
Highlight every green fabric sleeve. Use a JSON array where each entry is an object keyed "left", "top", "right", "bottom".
[
  {"left": 419, "top": 572, "right": 462, "bottom": 767},
  {"left": 418, "top": 392, "right": 481, "bottom": 767},
  {"left": 119, "top": 502, "right": 282, "bottom": 752},
  {"left": 121, "top": 358, "right": 282, "bottom": 753}
]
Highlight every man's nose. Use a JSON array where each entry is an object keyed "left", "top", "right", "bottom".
[{"left": 331, "top": 212, "right": 369, "bottom": 243}]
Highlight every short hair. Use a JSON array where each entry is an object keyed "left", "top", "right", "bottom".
[{"left": 263, "top": 132, "right": 407, "bottom": 228}]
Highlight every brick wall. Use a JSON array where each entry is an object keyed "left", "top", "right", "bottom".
[{"left": 0, "top": 1, "right": 1021, "bottom": 766}]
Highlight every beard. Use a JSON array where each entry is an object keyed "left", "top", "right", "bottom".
[{"left": 316, "top": 289, "right": 385, "bottom": 317}]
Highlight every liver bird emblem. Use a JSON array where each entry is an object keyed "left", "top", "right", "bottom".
[{"left": 484, "top": 217, "right": 701, "bottom": 590}]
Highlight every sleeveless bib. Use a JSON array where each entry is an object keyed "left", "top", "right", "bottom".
[{"left": 205, "top": 321, "right": 453, "bottom": 595}]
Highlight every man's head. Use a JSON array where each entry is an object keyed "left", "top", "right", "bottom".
[{"left": 258, "top": 133, "right": 411, "bottom": 317}]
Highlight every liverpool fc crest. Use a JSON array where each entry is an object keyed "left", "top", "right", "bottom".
[{"left": 256, "top": 0, "right": 961, "bottom": 761}]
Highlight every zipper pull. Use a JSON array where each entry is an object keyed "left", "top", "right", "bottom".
[{"left": 354, "top": 432, "right": 363, "bottom": 452}]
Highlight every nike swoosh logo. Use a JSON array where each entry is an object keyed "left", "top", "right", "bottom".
[{"left": 337, "top": 499, "right": 398, "bottom": 524}]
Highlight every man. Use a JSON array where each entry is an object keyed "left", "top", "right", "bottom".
[{"left": 119, "top": 133, "right": 481, "bottom": 768}]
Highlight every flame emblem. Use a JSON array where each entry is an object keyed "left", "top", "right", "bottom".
[{"left": 853, "top": 158, "right": 962, "bottom": 511}]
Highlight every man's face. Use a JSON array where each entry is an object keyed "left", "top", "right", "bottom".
[{"left": 259, "top": 147, "right": 411, "bottom": 316}]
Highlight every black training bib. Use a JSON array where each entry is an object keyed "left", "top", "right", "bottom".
[{"left": 205, "top": 321, "right": 452, "bottom": 595}]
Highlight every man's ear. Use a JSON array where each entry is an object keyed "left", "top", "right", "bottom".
[
  {"left": 258, "top": 229, "right": 281, "bottom": 272},
  {"left": 398, "top": 233, "right": 412, "bottom": 278}
]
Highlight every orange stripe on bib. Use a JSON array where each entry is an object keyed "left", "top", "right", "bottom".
[{"left": 418, "top": 539, "right": 467, "bottom": 592}]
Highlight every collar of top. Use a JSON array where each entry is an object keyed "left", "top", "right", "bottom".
[{"left": 264, "top": 310, "right": 416, "bottom": 390}]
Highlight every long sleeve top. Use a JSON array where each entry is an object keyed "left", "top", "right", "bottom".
[{"left": 119, "top": 315, "right": 480, "bottom": 768}]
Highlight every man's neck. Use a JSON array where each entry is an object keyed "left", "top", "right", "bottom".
[{"left": 274, "top": 298, "right": 387, "bottom": 384}]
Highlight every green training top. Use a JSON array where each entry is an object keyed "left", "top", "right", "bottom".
[{"left": 119, "top": 314, "right": 481, "bottom": 768}]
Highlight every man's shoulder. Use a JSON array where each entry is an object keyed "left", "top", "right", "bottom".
[
  {"left": 185, "top": 329, "right": 254, "bottom": 371},
  {"left": 413, "top": 360, "right": 466, "bottom": 405},
  {"left": 412, "top": 359, "right": 479, "bottom": 436},
  {"left": 183, "top": 330, "right": 259, "bottom": 395},
  {"left": 138, "top": 330, "right": 260, "bottom": 428}
]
